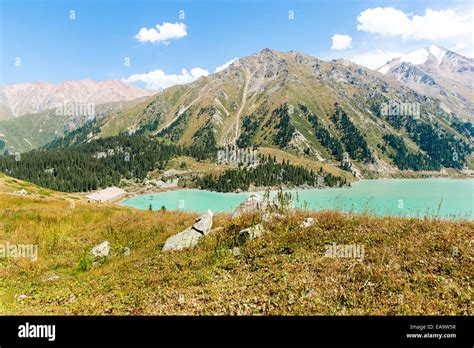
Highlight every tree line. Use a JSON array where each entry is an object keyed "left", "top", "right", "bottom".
[{"left": 196, "top": 154, "right": 347, "bottom": 192}]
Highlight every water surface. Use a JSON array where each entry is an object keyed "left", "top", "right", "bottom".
[{"left": 120, "top": 179, "right": 473, "bottom": 219}]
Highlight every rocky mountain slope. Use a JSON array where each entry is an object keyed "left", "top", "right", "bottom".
[
  {"left": 377, "top": 45, "right": 474, "bottom": 121},
  {"left": 0, "top": 80, "right": 154, "bottom": 119},
  {"left": 0, "top": 80, "right": 154, "bottom": 153},
  {"left": 0, "top": 98, "right": 150, "bottom": 153},
  {"left": 52, "top": 48, "right": 472, "bottom": 176}
]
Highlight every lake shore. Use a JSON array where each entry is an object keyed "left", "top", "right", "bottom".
[
  {"left": 118, "top": 178, "right": 474, "bottom": 220},
  {"left": 115, "top": 174, "right": 474, "bottom": 204}
]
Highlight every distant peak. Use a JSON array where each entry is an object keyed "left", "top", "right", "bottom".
[
  {"left": 260, "top": 48, "right": 274, "bottom": 53},
  {"left": 378, "top": 45, "right": 453, "bottom": 73},
  {"left": 427, "top": 45, "right": 447, "bottom": 65}
]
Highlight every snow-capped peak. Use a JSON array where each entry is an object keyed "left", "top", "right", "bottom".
[
  {"left": 399, "top": 48, "right": 429, "bottom": 65},
  {"left": 378, "top": 46, "right": 449, "bottom": 74},
  {"left": 428, "top": 45, "right": 446, "bottom": 65}
]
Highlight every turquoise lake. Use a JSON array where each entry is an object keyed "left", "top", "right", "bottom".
[{"left": 120, "top": 179, "right": 474, "bottom": 220}]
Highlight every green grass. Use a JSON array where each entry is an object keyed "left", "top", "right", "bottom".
[{"left": 0, "top": 191, "right": 471, "bottom": 315}]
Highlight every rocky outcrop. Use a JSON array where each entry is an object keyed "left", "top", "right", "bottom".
[
  {"left": 161, "top": 228, "right": 202, "bottom": 252},
  {"left": 162, "top": 210, "right": 214, "bottom": 251},
  {"left": 192, "top": 209, "right": 214, "bottom": 235},
  {"left": 232, "top": 194, "right": 266, "bottom": 219}
]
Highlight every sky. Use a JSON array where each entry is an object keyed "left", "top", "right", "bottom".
[{"left": 1, "top": 0, "right": 472, "bottom": 88}]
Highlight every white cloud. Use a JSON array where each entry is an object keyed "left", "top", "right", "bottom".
[
  {"left": 331, "top": 34, "right": 353, "bottom": 50},
  {"left": 357, "top": 7, "right": 411, "bottom": 37},
  {"left": 357, "top": 7, "right": 472, "bottom": 41},
  {"left": 350, "top": 51, "right": 403, "bottom": 70},
  {"left": 122, "top": 57, "right": 245, "bottom": 90},
  {"left": 450, "top": 42, "right": 474, "bottom": 57},
  {"left": 123, "top": 67, "right": 209, "bottom": 90},
  {"left": 135, "top": 22, "right": 187, "bottom": 44},
  {"left": 452, "top": 42, "right": 468, "bottom": 50},
  {"left": 215, "top": 58, "right": 238, "bottom": 72}
]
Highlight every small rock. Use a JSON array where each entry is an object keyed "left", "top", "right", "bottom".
[
  {"left": 229, "top": 247, "right": 241, "bottom": 256},
  {"left": 239, "top": 224, "right": 265, "bottom": 242},
  {"left": 300, "top": 217, "right": 315, "bottom": 228},
  {"left": 69, "top": 294, "right": 76, "bottom": 303},
  {"left": 123, "top": 247, "right": 131, "bottom": 256},
  {"left": 15, "top": 189, "right": 29, "bottom": 196},
  {"left": 91, "top": 241, "right": 110, "bottom": 258},
  {"left": 178, "top": 294, "right": 185, "bottom": 304},
  {"left": 17, "top": 294, "right": 28, "bottom": 302}
]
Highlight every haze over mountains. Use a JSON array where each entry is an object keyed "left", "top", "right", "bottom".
[
  {"left": 377, "top": 45, "right": 474, "bottom": 120},
  {"left": 0, "top": 80, "right": 154, "bottom": 119}
]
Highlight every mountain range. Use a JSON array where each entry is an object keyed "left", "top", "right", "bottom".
[
  {"left": 377, "top": 45, "right": 474, "bottom": 121},
  {"left": 1, "top": 47, "right": 472, "bottom": 177},
  {"left": 0, "top": 79, "right": 154, "bottom": 119},
  {"left": 0, "top": 80, "right": 154, "bottom": 152}
]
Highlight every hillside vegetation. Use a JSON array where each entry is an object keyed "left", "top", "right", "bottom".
[
  {"left": 0, "top": 184, "right": 471, "bottom": 315},
  {"left": 0, "top": 136, "right": 349, "bottom": 193}
]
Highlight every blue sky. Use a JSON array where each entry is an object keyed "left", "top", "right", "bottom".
[{"left": 1, "top": 0, "right": 472, "bottom": 87}]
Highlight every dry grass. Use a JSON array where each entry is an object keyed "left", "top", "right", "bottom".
[{"left": 0, "top": 192, "right": 471, "bottom": 315}]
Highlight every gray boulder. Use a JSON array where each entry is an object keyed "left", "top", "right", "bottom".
[
  {"left": 192, "top": 209, "right": 214, "bottom": 235},
  {"left": 239, "top": 224, "right": 265, "bottom": 242},
  {"left": 91, "top": 241, "right": 110, "bottom": 258},
  {"left": 162, "top": 210, "right": 214, "bottom": 251},
  {"left": 161, "top": 228, "right": 203, "bottom": 251}
]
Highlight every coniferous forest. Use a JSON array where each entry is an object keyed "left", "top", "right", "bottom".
[
  {"left": 372, "top": 103, "right": 471, "bottom": 170},
  {"left": 197, "top": 155, "right": 346, "bottom": 192},
  {"left": 0, "top": 134, "right": 347, "bottom": 193},
  {"left": 0, "top": 136, "right": 211, "bottom": 192}
]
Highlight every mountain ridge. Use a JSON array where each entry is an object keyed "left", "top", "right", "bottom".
[
  {"left": 0, "top": 79, "right": 155, "bottom": 119},
  {"left": 45, "top": 48, "right": 472, "bottom": 177},
  {"left": 377, "top": 45, "right": 474, "bottom": 120}
]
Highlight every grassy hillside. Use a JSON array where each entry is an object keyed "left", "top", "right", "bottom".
[
  {"left": 0, "top": 172, "right": 80, "bottom": 199},
  {"left": 0, "top": 98, "right": 150, "bottom": 154},
  {"left": 0, "top": 180, "right": 471, "bottom": 315}
]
